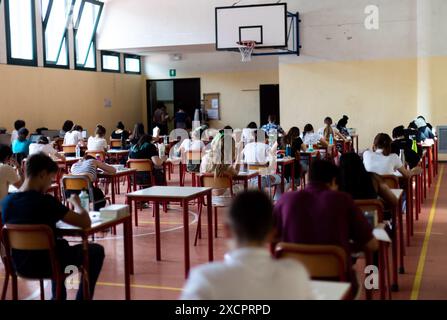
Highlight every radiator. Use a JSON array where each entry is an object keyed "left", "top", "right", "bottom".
[{"left": 437, "top": 126, "right": 447, "bottom": 154}]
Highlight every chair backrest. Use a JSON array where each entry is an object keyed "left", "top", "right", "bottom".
[
  {"left": 54, "top": 138, "right": 64, "bottom": 152},
  {"left": 199, "top": 174, "right": 233, "bottom": 193},
  {"left": 62, "top": 174, "right": 90, "bottom": 191},
  {"left": 186, "top": 151, "right": 202, "bottom": 164},
  {"left": 85, "top": 150, "right": 106, "bottom": 162},
  {"left": 127, "top": 159, "right": 153, "bottom": 172},
  {"left": 354, "top": 199, "right": 384, "bottom": 225},
  {"left": 62, "top": 145, "right": 76, "bottom": 154},
  {"left": 1, "top": 224, "right": 61, "bottom": 282},
  {"left": 247, "top": 162, "right": 269, "bottom": 171},
  {"left": 380, "top": 175, "right": 399, "bottom": 189},
  {"left": 110, "top": 139, "right": 122, "bottom": 149},
  {"left": 275, "top": 243, "right": 347, "bottom": 281}
]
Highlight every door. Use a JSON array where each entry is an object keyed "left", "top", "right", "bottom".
[
  {"left": 259, "top": 84, "right": 280, "bottom": 127},
  {"left": 173, "top": 78, "right": 201, "bottom": 129}
]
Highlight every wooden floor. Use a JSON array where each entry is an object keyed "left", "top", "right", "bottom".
[{"left": 1, "top": 164, "right": 447, "bottom": 300}]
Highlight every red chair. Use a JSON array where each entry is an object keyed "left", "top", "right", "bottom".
[{"left": 1, "top": 224, "right": 66, "bottom": 300}]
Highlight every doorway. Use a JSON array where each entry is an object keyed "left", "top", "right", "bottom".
[
  {"left": 259, "top": 84, "right": 280, "bottom": 127},
  {"left": 146, "top": 78, "right": 201, "bottom": 133}
]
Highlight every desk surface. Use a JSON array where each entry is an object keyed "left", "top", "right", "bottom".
[
  {"left": 276, "top": 157, "right": 295, "bottom": 163},
  {"left": 127, "top": 186, "right": 212, "bottom": 199},
  {"left": 107, "top": 150, "right": 130, "bottom": 154},
  {"left": 311, "top": 280, "right": 350, "bottom": 300},
  {"left": 56, "top": 212, "right": 129, "bottom": 232},
  {"left": 97, "top": 168, "right": 136, "bottom": 177}
]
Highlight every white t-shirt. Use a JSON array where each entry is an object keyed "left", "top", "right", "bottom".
[
  {"left": 303, "top": 132, "right": 323, "bottom": 146},
  {"left": 242, "top": 128, "right": 256, "bottom": 143},
  {"left": 181, "top": 248, "right": 314, "bottom": 300},
  {"left": 11, "top": 130, "right": 18, "bottom": 144},
  {"left": 180, "top": 139, "right": 205, "bottom": 152},
  {"left": 363, "top": 149, "right": 403, "bottom": 176},
  {"left": 0, "top": 163, "right": 20, "bottom": 203},
  {"left": 243, "top": 142, "right": 272, "bottom": 164},
  {"left": 87, "top": 136, "right": 108, "bottom": 151},
  {"left": 29, "top": 143, "right": 58, "bottom": 157},
  {"left": 64, "top": 131, "right": 83, "bottom": 146}
]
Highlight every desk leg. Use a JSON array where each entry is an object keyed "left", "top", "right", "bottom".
[
  {"left": 183, "top": 199, "right": 190, "bottom": 278},
  {"left": 123, "top": 219, "right": 131, "bottom": 299},
  {"left": 406, "top": 180, "right": 412, "bottom": 246},
  {"left": 111, "top": 177, "right": 116, "bottom": 204},
  {"left": 422, "top": 157, "right": 427, "bottom": 200},
  {"left": 291, "top": 162, "right": 295, "bottom": 191},
  {"left": 398, "top": 202, "right": 405, "bottom": 274},
  {"left": 206, "top": 192, "right": 214, "bottom": 263},
  {"left": 154, "top": 201, "right": 161, "bottom": 261},
  {"left": 258, "top": 176, "right": 262, "bottom": 191},
  {"left": 279, "top": 165, "right": 285, "bottom": 194},
  {"left": 82, "top": 235, "right": 91, "bottom": 300},
  {"left": 244, "top": 178, "right": 248, "bottom": 191}
]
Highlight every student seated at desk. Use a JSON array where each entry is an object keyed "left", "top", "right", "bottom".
[
  {"left": 336, "top": 115, "right": 351, "bottom": 138},
  {"left": 179, "top": 127, "right": 205, "bottom": 173},
  {"left": 339, "top": 152, "right": 398, "bottom": 217},
  {"left": 12, "top": 128, "right": 31, "bottom": 160},
  {"left": 242, "top": 130, "right": 282, "bottom": 197},
  {"left": 63, "top": 124, "right": 85, "bottom": 147},
  {"left": 391, "top": 126, "right": 420, "bottom": 169},
  {"left": 318, "top": 117, "right": 347, "bottom": 142},
  {"left": 0, "top": 145, "right": 24, "bottom": 207},
  {"left": 70, "top": 155, "right": 116, "bottom": 210},
  {"left": 281, "top": 127, "right": 307, "bottom": 182},
  {"left": 29, "top": 136, "right": 65, "bottom": 161},
  {"left": 129, "top": 134, "right": 167, "bottom": 186},
  {"left": 111, "top": 121, "right": 130, "bottom": 149},
  {"left": 363, "top": 133, "right": 422, "bottom": 179},
  {"left": 1, "top": 153, "right": 105, "bottom": 300},
  {"left": 261, "top": 114, "right": 284, "bottom": 135},
  {"left": 87, "top": 124, "right": 108, "bottom": 152},
  {"left": 60, "top": 120, "right": 74, "bottom": 138},
  {"left": 11, "top": 119, "right": 26, "bottom": 145},
  {"left": 242, "top": 121, "right": 257, "bottom": 144},
  {"left": 181, "top": 191, "right": 314, "bottom": 300},
  {"left": 302, "top": 124, "right": 328, "bottom": 149},
  {"left": 273, "top": 160, "right": 379, "bottom": 294},
  {"left": 129, "top": 123, "right": 145, "bottom": 146}
]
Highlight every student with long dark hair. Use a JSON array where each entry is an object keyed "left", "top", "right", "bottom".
[
  {"left": 129, "top": 123, "right": 145, "bottom": 146},
  {"left": 60, "top": 120, "right": 74, "bottom": 138}
]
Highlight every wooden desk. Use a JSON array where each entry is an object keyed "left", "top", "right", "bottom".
[
  {"left": 97, "top": 169, "right": 137, "bottom": 204},
  {"left": 233, "top": 170, "right": 262, "bottom": 191},
  {"left": 126, "top": 186, "right": 213, "bottom": 278},
  {"left": 276, "top": 157, "right": 295, "bottom": 192},
  {"left": 56, "top": 211, "right": 133, "bottom": 300},
  {"left": 106, "top": 149, "right": 129, "bottom": 163},
  {"left": 311, "top": 281, "right": 351, "bottom": 300},
  {"left": 56, "top": 156, "right": 82, "bottom": 172}
]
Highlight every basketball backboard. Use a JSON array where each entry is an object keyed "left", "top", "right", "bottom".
[{"left": 215, "top": 3, "right": 300, "bottom": 57}]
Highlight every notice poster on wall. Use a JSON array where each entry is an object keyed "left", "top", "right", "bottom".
[{"left": 204, "top": 93, "right": 220, "bottom": 120}]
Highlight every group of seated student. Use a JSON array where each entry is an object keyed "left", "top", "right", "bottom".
[
  {"left": 29, "top": 136, "right": 65, "bottom": 161},
  {"left": 63, "top": 124, "right": 85, "bottom": 147},
  {"left": 391, "top": 125, "right": 421, "bottom": 169},
  {"left": 1, "top": 153, "right": 105, "bottom": 300},
  {"left": 410, "top": 116, "right": 435, "bottom": 142},
  {"left": 179, "top": 126, "right": 206, "bottom": 173}
]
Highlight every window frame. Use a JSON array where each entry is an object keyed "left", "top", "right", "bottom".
[
  {"left": 124, "top": 54, "right": 141, "bottom": 75},
  {"left": 41, "top": 0, "right": 74, "bottom": 69},
  {"left": 4, "top": 0, "right": 38, "bottom": 67},
  {"left": 73, "top": 0, "right": 104, "bottom": 71},
  {"left": 101, "top": 51, "right": 121, "bottom": 73}
]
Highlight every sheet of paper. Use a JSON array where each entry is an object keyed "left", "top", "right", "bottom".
[{"left": 211, "top": 98, "right": 219, "bottom": 109}]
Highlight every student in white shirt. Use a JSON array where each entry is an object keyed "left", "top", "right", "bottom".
[
  {"left": 0, "top": 145, "right": 23, "bottom": 206},
  {"left": 241, "top": 122, "right": 257, "bottom": 144},
  {"left": 181, "top": 190, "right": 314, "bottom": 300},
  {"left": 64, "top": 124, "right": 85, "bottom": 146},
  {"left": 363, "top": 133, "right": 422, "bottom": 178},
  {"left": 11, "top": 119, "right": 26, "bottom": 145},
  {"left": 180, "top": 128, "right": 206, "bottom": 173},
  {"left": 87, "top": 125, "right": 108, "bottom": 151},
  {"left": 29, "top": 137, "right": 65, "bottom": 161},
  {"left": 302, "top": 124, "right": 328, "bottom": 148}
]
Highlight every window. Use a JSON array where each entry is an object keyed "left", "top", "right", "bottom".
[
  {"left": 124, "top": 54, "right": 141, "bottom": 74},
  {"left": 41, "top": 0, "right": 74, "bottom": 68},
  {"left": 4, "top": 0, "right": 37, "bottom": 66},
  {"left": 73, "top": 0, "right": 104, "bottom": 70},
  {"left": 101, "top": 51, "right": 120, "bottom": 72}
]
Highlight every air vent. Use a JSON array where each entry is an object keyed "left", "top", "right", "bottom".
[{"left": 437, "top": 126, "right": 447, "bottom": 153}]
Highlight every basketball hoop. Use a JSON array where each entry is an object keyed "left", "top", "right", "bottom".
[{"left": 237, "top": 40, "right": 256, "bottom": 62}]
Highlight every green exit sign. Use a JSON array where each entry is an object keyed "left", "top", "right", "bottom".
[{"left": 169, "top": 69, "right": 176, "bottom": 77}]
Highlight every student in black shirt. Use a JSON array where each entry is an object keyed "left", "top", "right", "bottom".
[
  {"left": 111, "top": 121, "right": 130, "bottom": 148},
  {"left": 1, "top": 153, "right": 104, "bottom": 300},
  {"left": 281, "top": 127, "right": 307, "bottom": 183},
  {"left": 391, "top": 125, "right": 421, "bottom": 169}
]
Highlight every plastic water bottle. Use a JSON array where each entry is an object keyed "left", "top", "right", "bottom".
[
  {"left": 158, "top": 143, "right": 165, "bottom": 158},
  {"left": 329, "top": 134, "right": 334, "bottom": 146},
  {"left": 75, "top": 144, "right": 80, "bottom": 158},
  {"left": 79, "top": 189, "right": 90, "bottom": 211},
  {"left": 286, "top": 144, "right": 291, "bottom": 157}
]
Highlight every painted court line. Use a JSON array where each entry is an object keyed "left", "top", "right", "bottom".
[
  {"left": 96, "top": 281, "right": 183, "bottom": 292},
  {"left": 411, "top": 165, "right": 444, "bottom": 300}
]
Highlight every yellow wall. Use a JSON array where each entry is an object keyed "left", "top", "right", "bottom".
[
  {"left": 144, "top": 69, "right": 279, "bottom": 130},
  {"left": 0, "top": 64, "right": 144, "bottom": 137},
  {"left": 279, "top": 59, "right": 418, "bottom": 150}
]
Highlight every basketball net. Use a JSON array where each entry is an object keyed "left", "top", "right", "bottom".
[{"left": 237, "top": 40, "right": 256, "bottom": 62}]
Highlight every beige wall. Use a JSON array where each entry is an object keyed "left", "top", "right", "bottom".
[
  {"left": 143, "top": 69, "right": 279, "bottom": 130},
  {"left": 279, "top": 59, "right": 418, "bottom": 151},
  {"left": 0, "top": 64, "right": 144, "bottom": 137}
]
